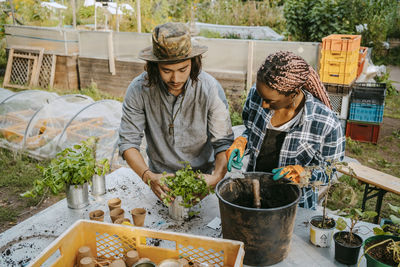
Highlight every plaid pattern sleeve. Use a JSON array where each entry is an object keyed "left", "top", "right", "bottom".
[{"left": 242, "top": 86, "right": 346, "bottom": 210}]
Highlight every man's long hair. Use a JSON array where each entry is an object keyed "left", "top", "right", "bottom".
[{"left": 144, "top": 55, "right": 203, "bottom": 88}]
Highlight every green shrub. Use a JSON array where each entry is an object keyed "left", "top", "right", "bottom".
[{"left": 284, "top": 0, "right": 398, "bottom": 58}]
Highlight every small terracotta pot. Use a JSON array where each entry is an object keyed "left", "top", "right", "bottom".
[
  {"left": 109, "top": 259, "right": 127, "bottom": 267},
  {"left": 131, "top": 208, "right": 146, "bottom": 226},
  {"left": 108, "top": 198, "right": 122, "bottom": 211},
  {"left": 110, "top": 208, "right": 125, "bottom": 223},
  {"left": 80, "top": 256, "right": 95, "bottom": 267},
  {"left": 177, "top": 259, "right": 190, "bottom": 267},
  {"left": 89, "top": 210, "right": 104, "bottom": 221},
  {"left": 114, "top": 218, "right": 131, "bottom": 224},
  {"left": 125, "top": 250, "right": 139, "bottom": 266},
  {"left": 77, "top": 246, "right": 92, "bottom": 265}
]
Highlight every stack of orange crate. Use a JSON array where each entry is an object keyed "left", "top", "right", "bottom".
[{"left": 319, "top": 34, "right": 361, "bottom": 85}]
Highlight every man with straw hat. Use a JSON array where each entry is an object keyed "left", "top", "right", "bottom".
[{"left": 119, "top": 22, "right": 234, "bottom": 202}]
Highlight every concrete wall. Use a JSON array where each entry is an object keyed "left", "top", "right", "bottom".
[
  {"left": 4, "top": 26, "right": 321, "bottom": 108},
  {"left": 5, "top": 25, "right": 79, "bottom": 55}
]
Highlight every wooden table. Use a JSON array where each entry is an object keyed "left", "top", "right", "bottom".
[{"left": 338, "top": 161, "right": 400, "bottom": 223}]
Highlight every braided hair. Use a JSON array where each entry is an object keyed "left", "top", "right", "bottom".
[{"left": 256, "top": 51, "right": 332, "bottom": 109}]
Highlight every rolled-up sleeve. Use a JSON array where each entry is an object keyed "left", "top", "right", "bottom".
[
  {"left": 207, "top": 78, "right": 234, "bottom": 155},
  {"left": 118, "top": 79, "right": 146, "bottom": 157}
]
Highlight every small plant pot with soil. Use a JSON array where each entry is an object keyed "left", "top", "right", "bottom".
[
  {"left": 309, "top": 215, "right": 336, "bottom": 247},
  {"left": 333, "top": 231, "right": 363, "bottom": 265},
  {"left": 363, "top": 235, "right": 400, "bottom": 267}
]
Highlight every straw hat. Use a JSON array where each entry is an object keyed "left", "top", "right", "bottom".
[{"left": 139, "top": 22, "right": 207, "bottom": 62}]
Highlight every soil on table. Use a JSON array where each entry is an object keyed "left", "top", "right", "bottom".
[
  {"left": 335, "top": 232, "right": 362, "bottom": 247},
  {"left": 310, "top": 217, "right": 336, "bottom": 229},
  {"left": 365, "top": 239, "right": 399, "bottom": 266}
]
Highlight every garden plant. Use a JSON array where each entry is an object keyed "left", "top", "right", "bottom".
[
  {"left": 22, "top": 136, "right": 109, "bottom": 198},
  {"left": 160, "top": 162, "right": 213, "bottom": 209}
]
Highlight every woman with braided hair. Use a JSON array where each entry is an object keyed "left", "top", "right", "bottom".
[{"left": 226, "top": 51, "right": 345, "bottom": 209}]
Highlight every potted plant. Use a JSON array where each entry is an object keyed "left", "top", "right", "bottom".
[
  {"left": 22, "top": 137, "right": 110, "bottom": 209},
  {"left": 374, "top": 203, "right": 400, "bottom": 237},
  {"left": 160, "top": 162, "right": 213, "bottom": 220},
  {"left": 334, "top": 208, "right": 377, "bottom": 265},
  {"left": 307, "top": 161, "right": 352, "bottom": 248},
  {"left": 361, "top": 235, "right": 400, "bottom": 267}
]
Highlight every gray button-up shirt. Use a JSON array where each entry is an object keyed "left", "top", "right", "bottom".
[{"left": 119, "top": 71, "right": 234, "bottom": 174}]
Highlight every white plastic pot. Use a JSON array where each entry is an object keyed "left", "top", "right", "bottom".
[{"left": 309, "top": 215, "right": 336, "bottom": 248}]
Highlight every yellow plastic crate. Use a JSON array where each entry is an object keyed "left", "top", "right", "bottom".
[
  {"left": 322, "top": 34, "right": 361, "bottom": 52},
  {"left": 28, "top": 220, "right": 245, "bottom": 267},
  {"left": 320, "top": 49, "right": 359, "bottom": 63},
  {"left": 319, "top": 69, "right": 357, "bottom": 85},
  {"left": 320, "top": 59, "right": 358, "bottom": 76}
]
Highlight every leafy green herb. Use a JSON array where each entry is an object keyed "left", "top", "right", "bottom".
[
  {"left": 161, "top": 163, "right": 213, "bottom": 208},
  {"left": 22, "top": 137, "right": 110, "bottom": 198},
  {"left": 336, "top": 208, "right": 377, "bottom": 243}
]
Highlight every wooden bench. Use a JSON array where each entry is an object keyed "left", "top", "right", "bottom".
[{"left": 337, "top": 161, "right": 400, "bottom": 223}]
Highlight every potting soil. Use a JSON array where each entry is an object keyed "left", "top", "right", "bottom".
[
  {"left": 310, "top": 217, "right": 336, "bottom": 229},
  {"left": 335, "top": 232, "right": 362, "bottom": 247},
  {"left": 227, "top": 179, "right": 298, "bottom": 209},
  {"left": 365, "top": 239, "right": 399, "bottom": 266}
]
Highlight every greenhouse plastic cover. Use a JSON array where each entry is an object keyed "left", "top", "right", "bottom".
[
  {"left": 0, "top": 88, "right": 16, "bottom": 103},
  {"left": 0, "top": 89, "right": 123, "bottom": 167}
]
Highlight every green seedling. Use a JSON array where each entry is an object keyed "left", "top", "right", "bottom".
[
  {"left": 160, "top": 162, "right": 213, "bottom": 209},
  {"left": 22, "top": 136, "right": 110, "bottom": 197},
  {"left": 336, "top": 208, "right": 377, "bottom": 244}
]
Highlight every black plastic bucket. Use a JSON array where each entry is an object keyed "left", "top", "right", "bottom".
[{"left": 216, "top": 172, "right": 301, "bottom": 266}]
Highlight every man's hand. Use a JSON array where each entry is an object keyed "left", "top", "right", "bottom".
[
  {"left": 142, "top": 171, "right": 173, "bottom": 202},
  {"left": 272, "top": 165, "right": 304, "bottom": 183},
  {"left": 202, "top": 173, "right": 221, "bottom": 188},
  {"left": 226, "top": 136, "right": 247, "bottom": 172}
]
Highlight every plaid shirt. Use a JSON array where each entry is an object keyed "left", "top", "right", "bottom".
[{"left": 242, "top": 86, "right": 345, "bottom": 209}]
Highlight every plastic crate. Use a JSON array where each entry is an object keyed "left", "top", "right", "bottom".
[
  {"left": 351, "top": 82, "right": 387, "bottom": 105},
  {"left": 349, "top": 102, "right": 384, "bottom": 123},
  {"left": 346, "top": 121, "right": 380, "bottom": 144},
  {"left": 29, "top": 220, "right": 245, "bottom": 267},
  {"left": 323, "top": 83, "right": 352, "bottom": 94},
  {"left": 320, "top": 49, "right": 359, "bottom": 63},
  {"left": 357, "top": 47, "right": 368, "bottom": 78},
  {"left": 320, "top": 68, "right": 357, "bottom": 85},
  {"left": 320, "top": 59, "right": 358, "bottom": 74},
  {"left": 322, "top": 34, "right": 361, "bottom": 52},
  {"left": 328, "top": 92, "right": 351, "bottom": 120}
]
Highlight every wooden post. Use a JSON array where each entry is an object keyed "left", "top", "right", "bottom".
[
  {"left": 94, "top": 4, "right": 97, "bottom": 30},
  {"left": 8, "top": 0, "right": 16, "bottom": 25},
  {"left": 3, "top": 48, "right": 15, "bottom": 86},
  {"left": 246, "top": 40, "right": 254, "bottom": 92},
  {"left": 116, "top": 1, "right": 120, "bottom": 32},
  {"left": 105, "top": 14, "right": 108, "bottom": 31},
  {"left": 49, "top": 54, "right": 57, "bottom": 88},
  {"left": 72, "top": 0, "right": 77, "bottom": 29},
  {"left": 108, "top": 32, "right": 116, "bottom": 75},
  {"left": 136, "top": 0, "right": 141, "bottom": 33}
]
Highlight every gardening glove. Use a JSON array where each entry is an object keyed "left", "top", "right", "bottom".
[
  {"left": 226, "top": 136, "right": 248, "bottom": 172},
  {"left": 272, "top": 165, "right": 304, "bottom": 184}
]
